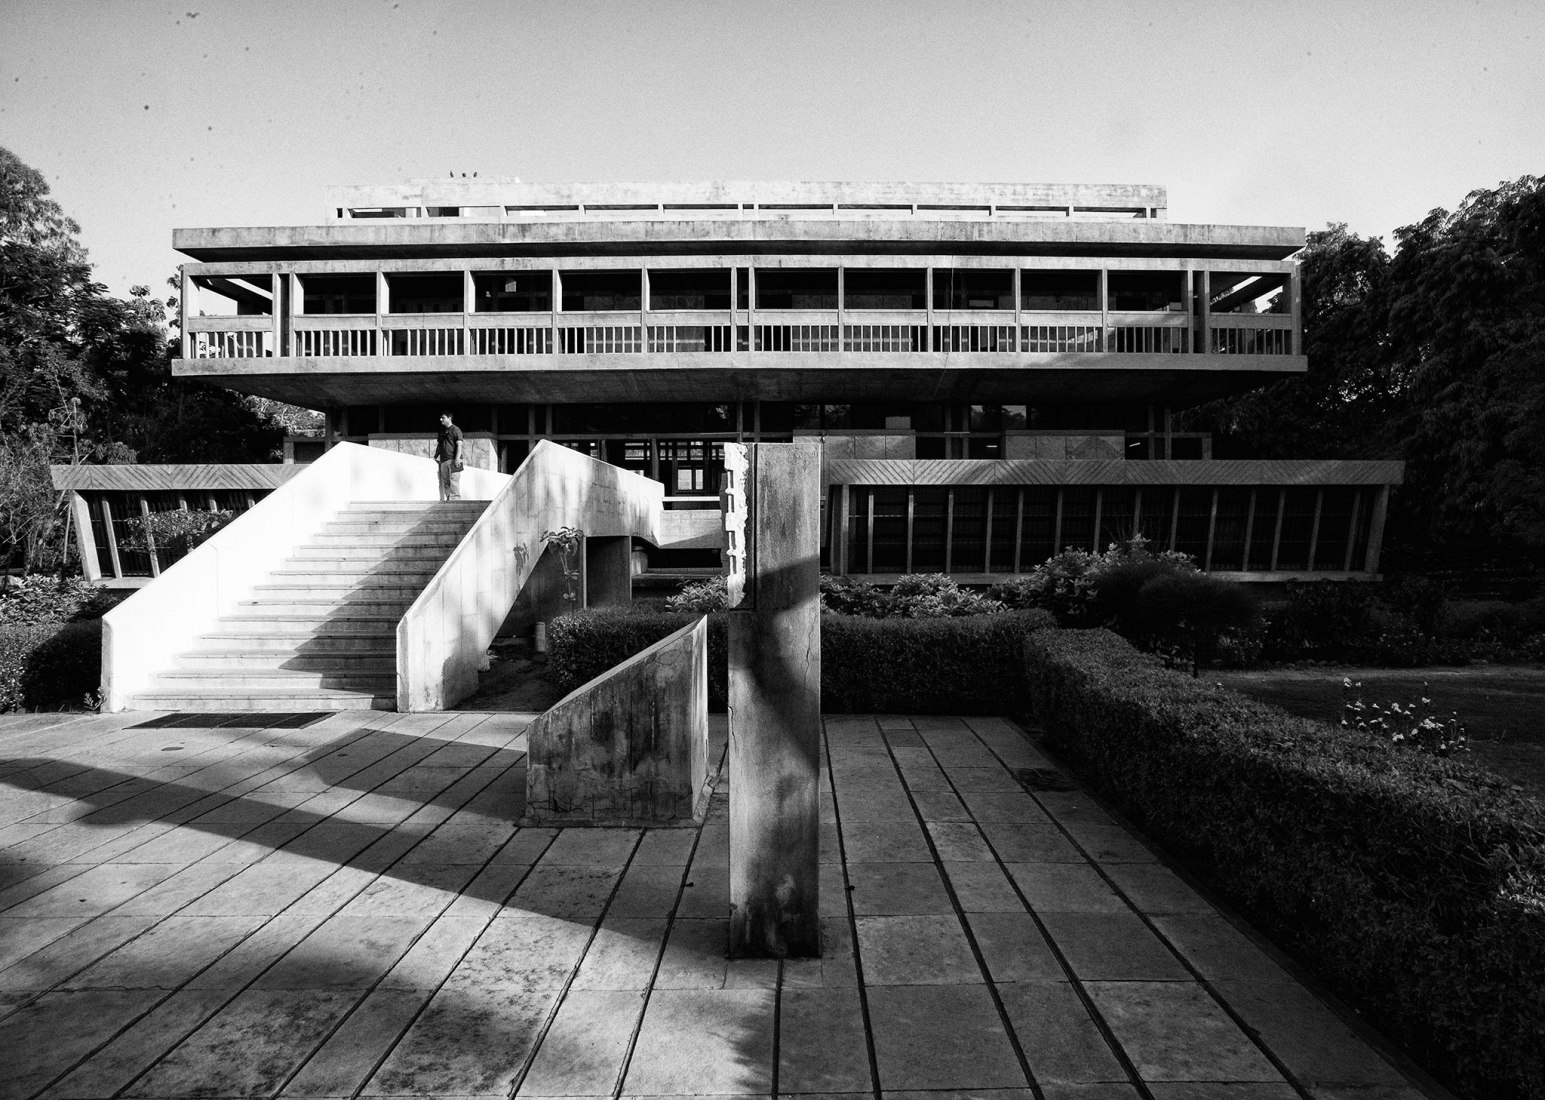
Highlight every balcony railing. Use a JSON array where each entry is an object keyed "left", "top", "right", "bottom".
[{"left": 186, "top": 308, "right": 1296, "bottom": 359}]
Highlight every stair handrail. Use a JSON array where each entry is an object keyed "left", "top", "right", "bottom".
[
  {"left": 397, "top": 440, "right": 663, "bottom": 711},
  {"left": 99, "top": 442, "right": 501, "bottom": 712}
]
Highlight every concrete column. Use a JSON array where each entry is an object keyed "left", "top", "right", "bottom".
[
  {"left": 585, "top": 536, "right": 633, "bottom": 608},
  {"left": 729, "top": 442, "right": 822, "bottom": 958},
  {"left": 69, "top": 492, "right": 101, "bottom": 583}
]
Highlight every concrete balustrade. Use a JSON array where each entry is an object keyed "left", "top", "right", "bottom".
[
  {"left": 99, "top": 442, "right": 505, "bottom": 712},
  {"left": 396, "top": 439, "right": 662, "bottom": 712}
]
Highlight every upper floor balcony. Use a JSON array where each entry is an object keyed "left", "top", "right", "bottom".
[{"left": 175, "top": 258, "right": 1304, "bottom": 408}]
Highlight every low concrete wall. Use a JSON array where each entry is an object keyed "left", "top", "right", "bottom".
[
  {"left": 524, "top": 616, "right": 709, "bottom": 826},
  {"left": 397, "top": 439, "right": 662, "bottom": 711}
]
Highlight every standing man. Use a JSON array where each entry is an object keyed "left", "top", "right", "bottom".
[{"left": 435, "top": 411, "right": 464, "bottom": 501}]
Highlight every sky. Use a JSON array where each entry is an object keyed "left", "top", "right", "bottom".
[{"left": 2, "top": 0, "right": 1541, "bottom": 299}]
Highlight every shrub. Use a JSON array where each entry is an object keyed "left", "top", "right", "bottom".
[
  {"left": 991, "top": 538, "right": 1198, "bottom": 627},
  {"left": 546, "top": 605, "right": 1056, "bottom": 715},
  {"left": 821, "top": 573, "right": 1005, "bottom": 619},
  {"left": 667, "top": 575, "right": 729, "bottom": 614},
  {"left": 822, "top": 609, "right": 1054, "bottom": 713},
  {"left": 0, "top": 575, "right": 111, "bottom": 625},
  {"left": 0, "top": 618, "right": 102, "bottom": 711},
  {"left": 1025, "top": 627, "right": 1545, "bottom": 1100},
  {"left": 1125, "top": 569, "right": 1261, "bottom": 674}
]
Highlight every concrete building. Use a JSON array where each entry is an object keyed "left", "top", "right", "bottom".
[{"left": 137, "top": 179, "right": 1395, "bottom": 586}]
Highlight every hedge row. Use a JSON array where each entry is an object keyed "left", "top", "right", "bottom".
[
  {"left": 0, "top": 619, "right": 102, "bottom": 712},
  {"left": 1024, "top": 628, "right": 1545, "bottom": 1100},
  {"left": 547, "top": 608, "right": 1056, "bottom": 714}
]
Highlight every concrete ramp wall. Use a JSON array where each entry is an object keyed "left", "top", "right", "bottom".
[{"left": 523, "top": 616, "right": 709, "bottom": 826}]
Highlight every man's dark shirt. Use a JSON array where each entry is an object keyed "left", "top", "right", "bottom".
[{"left": 435, "top": 424, "right": 464, "bottom": 462}]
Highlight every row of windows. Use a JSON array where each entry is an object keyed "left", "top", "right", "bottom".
[
  {"left": 196, "top": 268, "right": 1288, "bottom": 318},
  {"left": 842, "top": 485, "right": 1378, "bottom": 576}
]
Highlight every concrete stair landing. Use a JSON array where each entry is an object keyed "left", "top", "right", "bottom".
[{"left": 129, "top": 500, "right": 488, "bottom": 711}]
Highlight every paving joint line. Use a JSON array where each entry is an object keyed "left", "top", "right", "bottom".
[
  {"left": 975, "top": 720, "right": 1320, "bottom": 1100},
  {"left": 910, "top": 721, "right": 1158, "bottom": 1100},
  {"left": 873, "top": 721, "right": 1047, "bottom": 1100},
  {"left": 29, "top": 718, "right": 524, "bottom": 1099},
  {"left": 821, "top": 720, "right": 886, "bottom": 1100},
  {"left": 502, "top": 826, "right": 650, "bottom": 1100}
]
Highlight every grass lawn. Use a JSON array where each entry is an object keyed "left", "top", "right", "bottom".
[{"left": 1216, "top": 664, "right": 1545, "bottom": 798}]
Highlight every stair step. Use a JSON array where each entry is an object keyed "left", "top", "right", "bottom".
[
  {"left": 176, "top": 652, "right": 396, "bottom": 672},
  {"left": 343, "top": 501, "right": 490, "bottom": 512},
  {"left": 198, "top": 632, "right": 398, "bottom": 653},
  {"left": 129, "top": 688, "right": 394, "bottom": 712},
  {"left": 268, "top": 566, "right": 441, "bottom": 580},
  {"left": 251, "top": 585, "right": 427, "bottom": 601},
  {"left": 290, "top": 546, "right": 454, "bottom": 560},
  {"left": 233, "top": 600, "right": 413, "bottom": 616},
  {"left": 152, "top": 668, "right": 396, "bottom": 691}
]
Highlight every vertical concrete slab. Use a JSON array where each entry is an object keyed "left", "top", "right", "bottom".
[
  {"left": 728, "top": 442, "right": 822, "bottom": 957},
  {"left": 524, "top": 616, "right": 709, "bottom": 825}
]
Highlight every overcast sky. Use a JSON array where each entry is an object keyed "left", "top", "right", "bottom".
[{"left": 2, "top": 0, "right": 1540, "bottom": 298}]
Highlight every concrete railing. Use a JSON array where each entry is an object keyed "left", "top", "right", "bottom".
[
  {"left": 99, "top": 442, "right": 505, "bottom": 712},
  {"left": 397, "top": 439, "right": 663, "bottom": 712}
]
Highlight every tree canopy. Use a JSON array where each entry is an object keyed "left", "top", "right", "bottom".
[
  {"left": 1, "top": 146, "right": 301, "bottom": 572},
  {"left": 1185, "top": 174, "right": 1545, "bottom": 563}
]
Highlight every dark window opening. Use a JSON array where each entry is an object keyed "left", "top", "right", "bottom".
[
  {"left": 844, "top": 269, "right": 926, "bottom": 310},
  {"left": 301, "top": 274, "right": 375, "bottom": 315},
  {"left": 1108, "top": 271, "right": 1185, "bottom": 312},
  {"left": 561, "top": 270, "right": 641, "bottom": 312},
  {"left": 755, "top": 268, "right": 838, "bottom": 310},
  {"left": 473, "top": 271, "right": 551, "bottom": 312},
  {"left": 1021, "top": 270, "right": 1098, "bottom": 311},
  {"left": 934, "top": 269, "right": 1013, "bottom": 310},
  {"left": 386, "top": 273, "right": 463, "bottom": 314},
  {"left": 649, "top": 269, "right": 732, "bottom": 310}
]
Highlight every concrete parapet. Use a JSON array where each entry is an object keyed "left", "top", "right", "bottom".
[{"left": 523, "top": 616, "right": 709, "bottom": 826}]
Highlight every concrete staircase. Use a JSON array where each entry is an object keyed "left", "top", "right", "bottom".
[{"left": 129, "top": 500, "right": 489, "bottom": 711}]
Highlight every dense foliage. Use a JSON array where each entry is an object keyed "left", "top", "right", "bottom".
[
  {"left": 0, "top": 576, "right": 113, "bottom": 710},
  {"left": 0, "top": 146, "right": 300, "bottom": 573},
  {"left": 1024, "top": 628, "right": 1545, "bottom": 1100},
  {"left": 821, "top": 573, "right": 1005, "bottom": 618},
  {"left": 1185, "top": 175, "right": 1545, "bottom": 569},
  {"left": 991, "top": 541, "right": 1260, "bottom": 671}
]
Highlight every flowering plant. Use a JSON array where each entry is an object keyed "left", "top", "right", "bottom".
[{"left": 1340, "top": 678, "right": 1469, "bottom": 757}]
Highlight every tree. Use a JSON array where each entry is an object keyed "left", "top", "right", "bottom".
[{"left": 1182, "top": 223, "right": 1398, "bottom": 459}]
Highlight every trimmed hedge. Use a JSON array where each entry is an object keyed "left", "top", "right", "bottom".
[
  {"left": 546, "top": 607, "right": 1056, "bottom": 715},
  {"left": 1024, "top": 628, "right": 1545, "bottom": 1100},
  {"left": 0, "top": 618, "right": 102, "bottom": 711},
  {"left": 821, "top": 610, "right": 1053, "bottom": 713}
]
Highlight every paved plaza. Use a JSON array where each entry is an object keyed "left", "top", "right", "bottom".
[{"left": 0, "top": 708, "right": 1438, "bottom": 1099}]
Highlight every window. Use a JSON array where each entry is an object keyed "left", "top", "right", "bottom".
[
  {"left": 1021, "top": 270, "right": 1098, "bottom": 311},
  {"left": 648, "top": 269, "right": 732, "bottom": 310},
  {"left": 301, "top": 274, "right": 375, "bottom": 315},
  {"left": 561, "top": 270, "right": 641, "bottom": 311},
  {"left": 754, "top": 268, "right": 838, "bottom": 310},
  {"left": 843, "top": 268, "right": 925, "bottom": 310},
  {"left": 473, "top": 271, "right": 551, "bottom": 312},
  {"left": 934, "top": 269, "right": 1013, "bottom": 310},
  {"left": 1108, "top": 271, "right": 1185, "bottom": 312},
  {"left": 385, "top": 273, "right": 463, "bottom": 314}
]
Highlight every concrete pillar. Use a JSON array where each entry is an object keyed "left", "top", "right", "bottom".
[
  {"left": 585, "top": 536, "right": 633, "bottom": 608},
  {"left": 69, "top": 492, "right": 101, "bottom": 583},
  {"left": 729, "top": 442, "right": 822, "bottom": 958}
]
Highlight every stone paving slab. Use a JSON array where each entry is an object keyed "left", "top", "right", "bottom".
[{"left": 0, "top": 709, "right": 1449, "bottom": 1099}]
